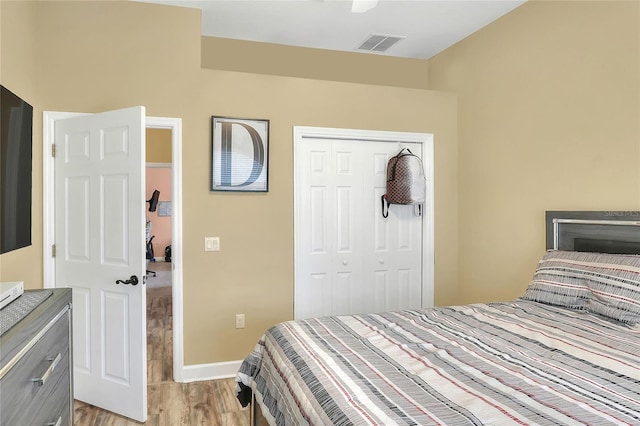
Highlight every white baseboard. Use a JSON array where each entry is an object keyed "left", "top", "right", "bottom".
[{"left": 176, "top": 360, "right": 243, "bottom": 383}]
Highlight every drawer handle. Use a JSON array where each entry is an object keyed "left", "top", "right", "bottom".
[
  {"left": 45, "top": 416, "right": 62, "bottom": 426},
  {"left": 32, "top": 353, "right": 62, "bottom": 386}
]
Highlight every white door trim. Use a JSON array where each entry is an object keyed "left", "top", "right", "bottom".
[
  {"left": 293, "top": 126, "right": 435, "bottom": 315},
  {"left": 42, "top": 112, "right": 186, "bottom": 383}
]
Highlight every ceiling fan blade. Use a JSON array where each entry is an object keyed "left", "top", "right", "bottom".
[{"left": 352, "top": 0, "right": 378, "bottom": 13}]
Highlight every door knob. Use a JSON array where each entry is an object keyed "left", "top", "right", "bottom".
[
  {"left": 116, "top": 275, "right": 139, "bottom": 286},
  {"left": 342, "top": 260, "right": 348, "bottom": 266}
]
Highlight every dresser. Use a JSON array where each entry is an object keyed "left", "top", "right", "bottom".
[{"left": 0, "top": 289, "right": 73, "bottom": 426}]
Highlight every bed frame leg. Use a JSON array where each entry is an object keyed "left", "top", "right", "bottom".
[{"left": 249, "top": 392, "right": 257, "bottom": 426}]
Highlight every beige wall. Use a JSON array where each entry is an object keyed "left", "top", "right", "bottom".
[
  {"left": 1, "top": 1, "right": 458, "bottom": 364},
  {"left": 0, "top": 1, "right": 42, "bottom": 289},
  {"left": 146, "top": 128, "right": 172, "bottom": 163},
  {"left": 428, "top": 0, "right": 640, "bottom": 303},
  {"left": 201, "top": 36, "right": 430, "bottom": 89}
]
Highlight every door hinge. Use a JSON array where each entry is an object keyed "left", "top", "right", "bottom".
[
  {"left": 52, "top": 144, "right": 56, "bottom": 157},
  {"left": 52, "top": 244, "right": 56, "bottom": 257}
]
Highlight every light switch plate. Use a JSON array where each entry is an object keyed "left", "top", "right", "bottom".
[
  {"left": 235, "top": 313, "right": 245, "bottom": 329},
  {"left": 204, "top": 237, "right": 220, "bottom": 251}
]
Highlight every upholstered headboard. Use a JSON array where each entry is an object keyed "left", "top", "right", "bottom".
[{"left": 545, "top": 211, "right": 640, "bottom": 254}]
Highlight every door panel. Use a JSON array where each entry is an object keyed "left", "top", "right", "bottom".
[
  {"left": 73, "top": 288, "right": 91, "bottom": 372},
  {"left": 55, "top": 106, "right": 147, "bottom": 422},
  {"left": 103, "top": 290, "right": 129, "bottom": 381},
  {"left": 66, "top": 177, "right": 90, "bottom": 260},
  {"left": 102, "top": 175, "right": 129, "bottom": 263},
  {"left": 310, "top": 186, "right": 327, "bottom": 254},
  {"left": 296, "top": 136, "right": 423, "bottom": 319}
]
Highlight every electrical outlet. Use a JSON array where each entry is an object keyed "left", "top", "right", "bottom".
[
  {"left": 204, "top": 237, "right": 220, "bottom": 252},
  {"left": 235, "top": 313, "right": 245, "bottom": 329}
]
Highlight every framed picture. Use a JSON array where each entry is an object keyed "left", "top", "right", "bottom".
[
  {"left": 157, "top": 201, "right": 171, "bottom": 217},
  {"left": 211, "top": 116, "right": 269, "bottom": 192}
]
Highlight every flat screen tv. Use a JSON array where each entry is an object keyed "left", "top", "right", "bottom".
[{"left": 0, "top": 85, "right": 33, "bottom": 254}]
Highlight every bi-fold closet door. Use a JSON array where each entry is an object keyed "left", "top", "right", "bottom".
[{"left": 295, "top": 134, "right": 425, "bottom": 319}]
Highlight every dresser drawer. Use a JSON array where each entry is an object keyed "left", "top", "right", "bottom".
[{"left": 0, "top": 309, "right": 71, "bottom": 426}]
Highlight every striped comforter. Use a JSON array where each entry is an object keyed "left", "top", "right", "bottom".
[{"left": 236, "top": 301, "right": 640, "bottom": 425}]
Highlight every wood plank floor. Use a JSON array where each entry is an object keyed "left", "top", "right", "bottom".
[{"left": 73, "top": 285, "right": 249, "bottom": 425}]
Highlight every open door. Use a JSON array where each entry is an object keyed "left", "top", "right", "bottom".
[{"left": 54, "top": 106, "right": 147, "bottom": 422}]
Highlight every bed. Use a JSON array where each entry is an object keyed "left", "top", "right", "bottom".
[{"left": 236, "top": 211, "right": 640, "bottom": 425}]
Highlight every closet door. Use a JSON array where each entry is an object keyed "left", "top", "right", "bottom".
[
  {"left": 295, "top": 134, "right": 423, "bottom": 319},
  {"left": 363, "top": 142, "right": 423, "bottom": 313}
]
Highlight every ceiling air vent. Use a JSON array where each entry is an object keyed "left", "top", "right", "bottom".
[{"left": 357, "top": 34, "right": 406, "bottom": 53}]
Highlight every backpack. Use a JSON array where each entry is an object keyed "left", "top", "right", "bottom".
[{"left": 381, "top": 148, "right": 426, "bottom": 218}]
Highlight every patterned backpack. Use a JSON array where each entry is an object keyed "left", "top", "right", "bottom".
[{"left": 381, "top": 148, "right": 426, "bottom": 218}]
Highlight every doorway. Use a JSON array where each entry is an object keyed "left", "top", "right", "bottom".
[
  {"left": 42, "top": 112, "right": 185, "bottom": 421},
  {"left": 145, "top": 128, "right": 174, "bottom": 383}
]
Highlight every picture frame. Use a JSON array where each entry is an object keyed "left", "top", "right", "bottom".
[
  {"left": 157, "top": 201, "right": 171, "bottom": 217},
  {"left": 211, "top": 116, "right": 269, "bottom": 192}
]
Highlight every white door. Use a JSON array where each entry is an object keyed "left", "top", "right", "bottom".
[
  {"left": 55, "top": 106, "right": 147, "bottom": 422},
  {"left": 295, "top": 133, "right": 425, "bottom": 319}
]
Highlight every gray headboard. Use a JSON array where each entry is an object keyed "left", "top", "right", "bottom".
[{"left": 546, "top": 211, "right": 640, "bottom": 254}]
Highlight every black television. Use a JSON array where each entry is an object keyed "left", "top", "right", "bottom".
[{"left": 0, "top": 85, "right": 33, "bottom": 254}]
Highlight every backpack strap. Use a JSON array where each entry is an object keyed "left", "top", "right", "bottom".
[
  {"left": 383, "top": 197, "right": 423, "bottom": 218},
  {"left": 381, "top": 194, "right": 390, "bottom": 218}
]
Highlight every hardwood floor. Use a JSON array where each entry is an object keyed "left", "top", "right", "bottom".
[{"left": 73, "top": 285, "right": 249, "bottom": 425}]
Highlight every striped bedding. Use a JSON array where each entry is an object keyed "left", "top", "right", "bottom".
[{"left": 236, "top": 301, "right": 640, "bottom": 425}]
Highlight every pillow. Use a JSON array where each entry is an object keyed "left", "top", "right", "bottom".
[
  {"left": 522, "top": 250, "right": 640, "bottom": 324},
  {"left": 522, "top": 250, "right": 591, "bottom": 309},
  {"left": 578, "top": 252, "right": 640, "bottom": 324}
]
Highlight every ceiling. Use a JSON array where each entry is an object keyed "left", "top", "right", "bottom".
[{"left": 137, "top": 0, "right": 527, "bottom": 60}]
